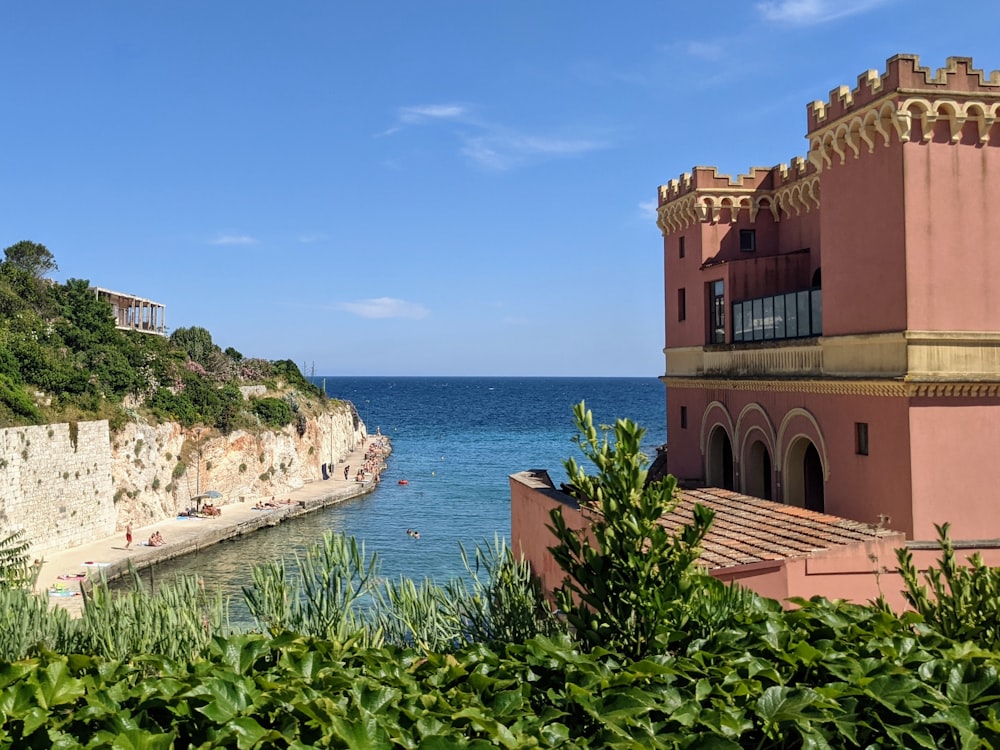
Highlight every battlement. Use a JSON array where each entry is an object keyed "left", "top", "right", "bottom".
[
  {"left": 808, "top": 54, "right": 1000, "bottom": 134},
  {"left": 658, "top": 166, "right": 775, "bottom": 205},
  {"left": 658, "top": 159, "right": 816, "bottom": 207}
]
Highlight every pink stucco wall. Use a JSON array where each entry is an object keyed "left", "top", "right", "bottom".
[
  {"left": 509, "top": 470, "right": 590, "bottom": 600},
  {"left": 666, "top": 390, "right": 915, "bottom": 533},
  {"left": 819, "top": 139, "right": 907, "bottom": 336},
  {"left": 902, "top": 126, "right": 1000, "bottom": 331},
  {"left": 907, "top": 399, "right": 1000, "bottom": 540}
]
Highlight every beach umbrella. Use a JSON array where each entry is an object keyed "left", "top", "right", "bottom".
[{"left": 192, "top": 490, "right": 223, "bottom": 509}]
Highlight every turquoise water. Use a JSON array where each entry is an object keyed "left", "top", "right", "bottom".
[{"left": 124, "top": 377, "right": 666, "bottom": 617}]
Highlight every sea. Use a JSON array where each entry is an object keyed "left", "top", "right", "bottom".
[{"left": 122, "top": 377, "right": 666, "bottom": 620}]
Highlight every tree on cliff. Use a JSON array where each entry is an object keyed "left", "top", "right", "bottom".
[{"left": 2, "top": 240, "right": 58, "bottom": 279}]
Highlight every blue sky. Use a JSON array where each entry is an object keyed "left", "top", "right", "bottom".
[{"left": 1, "top": 2, "right": 994, "bottom": 376}]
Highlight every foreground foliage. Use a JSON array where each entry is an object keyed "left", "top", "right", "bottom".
[
  {"left": 2, "top": 605, "right": 1000, "bottom": 748},
  {"left": 550, "top": 402, "right": 725, "bottom": 659},
  {"left": 3, "top": 405, "right": 1000, "bottom": 745}
]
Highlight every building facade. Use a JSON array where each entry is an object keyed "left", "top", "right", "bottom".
[
  {"left": 657, "top": 54, "right": 1000, "bottom": 546},
  {"left": 510, "top": 55, "right": 1000, "bottom": 607}
]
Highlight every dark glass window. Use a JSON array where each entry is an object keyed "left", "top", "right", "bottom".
[
  {"left": 856, "top": 422, "right": 869, "bottom": 456},
  {"left": 680, "top": 406, "right": 688, "bottom": 429},
  {"left": 678, "top": 288, "right": 686, "bottom": 321},
  {"left": 739, "top": 229, "right": 756, "bottom": 252},
  {"left": 679, "top": 236, "right": 686, "bottom": 259},
  {"left": 709, "top": 280, "right": 725, "bottom": 344}
]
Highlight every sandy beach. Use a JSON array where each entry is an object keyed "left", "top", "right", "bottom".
[{"left": 37, "top": 437, "right": 389, "bottom": 615}]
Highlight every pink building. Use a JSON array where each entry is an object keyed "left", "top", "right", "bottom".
[{"left": 512, "top": 55, "right": 1000, "bottom": 608}]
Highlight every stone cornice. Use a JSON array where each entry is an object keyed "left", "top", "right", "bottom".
[
  {"left": 656, "top": 171, "right": 820, "bottom": 235},
  {"left": 807, "top": 94, "right": 1000, "bottom": 172},
  {"left": 659, "top": 377, "right": 1000, "bottom": 399}
]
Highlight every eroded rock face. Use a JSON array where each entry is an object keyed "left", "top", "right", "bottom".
[{"left": 111, "top": 401, "right": 364, "bottom": 528}]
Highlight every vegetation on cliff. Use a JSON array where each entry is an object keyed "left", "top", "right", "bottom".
[{"left": 0, "top": 241, "right": 325, "bottom": 431}]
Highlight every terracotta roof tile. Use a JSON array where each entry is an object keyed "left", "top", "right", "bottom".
[{"left": 663, "top": 487, "right": 896, "bottom": 570}]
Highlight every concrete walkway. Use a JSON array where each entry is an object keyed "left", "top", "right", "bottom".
[{"left": 37, "top": 438, "right": 389, "bottom": 615}]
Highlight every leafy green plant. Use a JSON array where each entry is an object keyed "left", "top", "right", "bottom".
[
  {"left": 244, "top": 531, "right": 378, "bottom": 642},
  {"left": 81, "top": 568, "right": 230, "bottom": 660},
  {"left": 897, "top": 521, "right": 1000, "bottom": 648},
  {"left": 0, "top": 528, "right": 39, "bottom": 591},
  {"left": 548, "top": 401, "right": 716, "bottom": 659},
  {"left": 252, "top": 396, "right": 294, "bottom": 428}
]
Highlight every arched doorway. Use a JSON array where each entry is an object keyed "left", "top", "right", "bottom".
[
  {"left": 706, "top": 426, "right": 735, "bottom": 490},
  {"left": 784, "top": 437, "right": 825, "bottom": 512},
  {"left": 802, "top": 443, "right": 824, "bottom": 512},
  {"left": 744, "top": 439, "right": 772, "bottom": 500}
]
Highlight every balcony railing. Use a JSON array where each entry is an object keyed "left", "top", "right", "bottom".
[{"left": 732, "top": 289, "right": 821, "bottom": 344}]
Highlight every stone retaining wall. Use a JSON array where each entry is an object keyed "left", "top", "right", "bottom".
[
  {"left": 0, "top": 421, "right": 115, "bottom": 557},
  {"left": 0, "top": 400, "right": 365, "bottom": 559}
]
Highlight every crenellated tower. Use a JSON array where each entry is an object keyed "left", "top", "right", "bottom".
[{"left": 654, "top": 54, "right": 1000, "bottom": 548}]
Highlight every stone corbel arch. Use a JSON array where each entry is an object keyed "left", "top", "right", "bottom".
[
  {"left": 776, "top": 407, "right": 830, "bottom": 481},
  {"left": 933, "top": 100, "right": 966, "bottom": 143},
  {"left": 856, "top": 112, "right": 877, "bottom": 153},
  {"left": 874, "top": 102, "right": 896, "bottom": 147},
  {"left": 964, "top": 102, "right": 997, "bottom": 144},
  {"left": 898, "top": 98, "right": 934, "bottom": 142}
]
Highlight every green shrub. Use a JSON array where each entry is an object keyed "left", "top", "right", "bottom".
[
  {"left": 0, "top": 374, "right": 42, "bottom": 423},
  {"left": 252, "top": 397, "right": 293, "bottom": 428},
  {"left": 548, "top": 401, "right": 716, "bottom": 659},
  {"left": 897, "top": 521, "right": 1000, "bottom": 648}
]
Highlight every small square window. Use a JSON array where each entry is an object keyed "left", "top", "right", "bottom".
[
  {"left": 678, "top": 288, "right": 686, "bottom": 321},
  {"left": 680, "top": 406, "right": 688, "bottom": 429},
  {"left": 679, "top": 236, "right": 686, "bottom": 259},
  {"left": 739, "top": 229, "right": 756, "bottom": 252},
  {"left": 855, "top": 422, "right": 869, "bottom": 456}
]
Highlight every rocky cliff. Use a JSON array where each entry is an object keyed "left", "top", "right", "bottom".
[
  {"left": 0, "top": 399, "right": 366, "bottom": 557},
  {"left": 111, "top": 399, "right": 366, "bottom": 528}
]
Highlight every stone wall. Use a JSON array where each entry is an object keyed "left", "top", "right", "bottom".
[
  {"left": 0, "top": 399, "right": 365, "bottom": 558},
  {"left": 0, "top": 421, "right": 115, "bottom": 558}
]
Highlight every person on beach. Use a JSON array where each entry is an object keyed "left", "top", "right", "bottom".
[
  {"left": 344, "top": 465, "right": 350, "bottom": 480},
  {"left": 125, "top": 523, "right": 132, "bottom": 550}
]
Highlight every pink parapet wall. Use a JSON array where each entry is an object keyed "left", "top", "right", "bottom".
[{"left": 507, "top": 471, "right": 977, "bottom": 612}]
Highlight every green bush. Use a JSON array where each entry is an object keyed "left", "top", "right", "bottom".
[
  {"left": 0, "top": 375, "right": 42, "bottom": 423},
  {"left": 252, "top": 397, "right": 293, "bottom": 428},
  {"left": 548, "top": 401, "right": 717, "bottom": 659},
  {"left": 897, "top": 522, "right": 1000, "bottom": 648}
]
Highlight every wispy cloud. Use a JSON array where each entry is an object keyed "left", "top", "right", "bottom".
[
  {"left": 756, "top": 0, "right": 890, "bottom": 25},
  {"left": 338, "top": 297, "right": 429, "bottom": 320},
  {"left": 398, "top": 104, "right": 467, "bottom": 124},
  {"left": 374, "top": 104, "right": 468, "bottom": 138},
  {"left": 379, "top": 102, "right": 611, "bottom": 170},
  {"left": 209, "top": 234, "right": 258, "bottom": 246},
  {"left": 638, "top": 200, "right": 658, "bottom": 222},
  {"left": 461, "top": 132, "right": 607, "bottom": 171}
]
